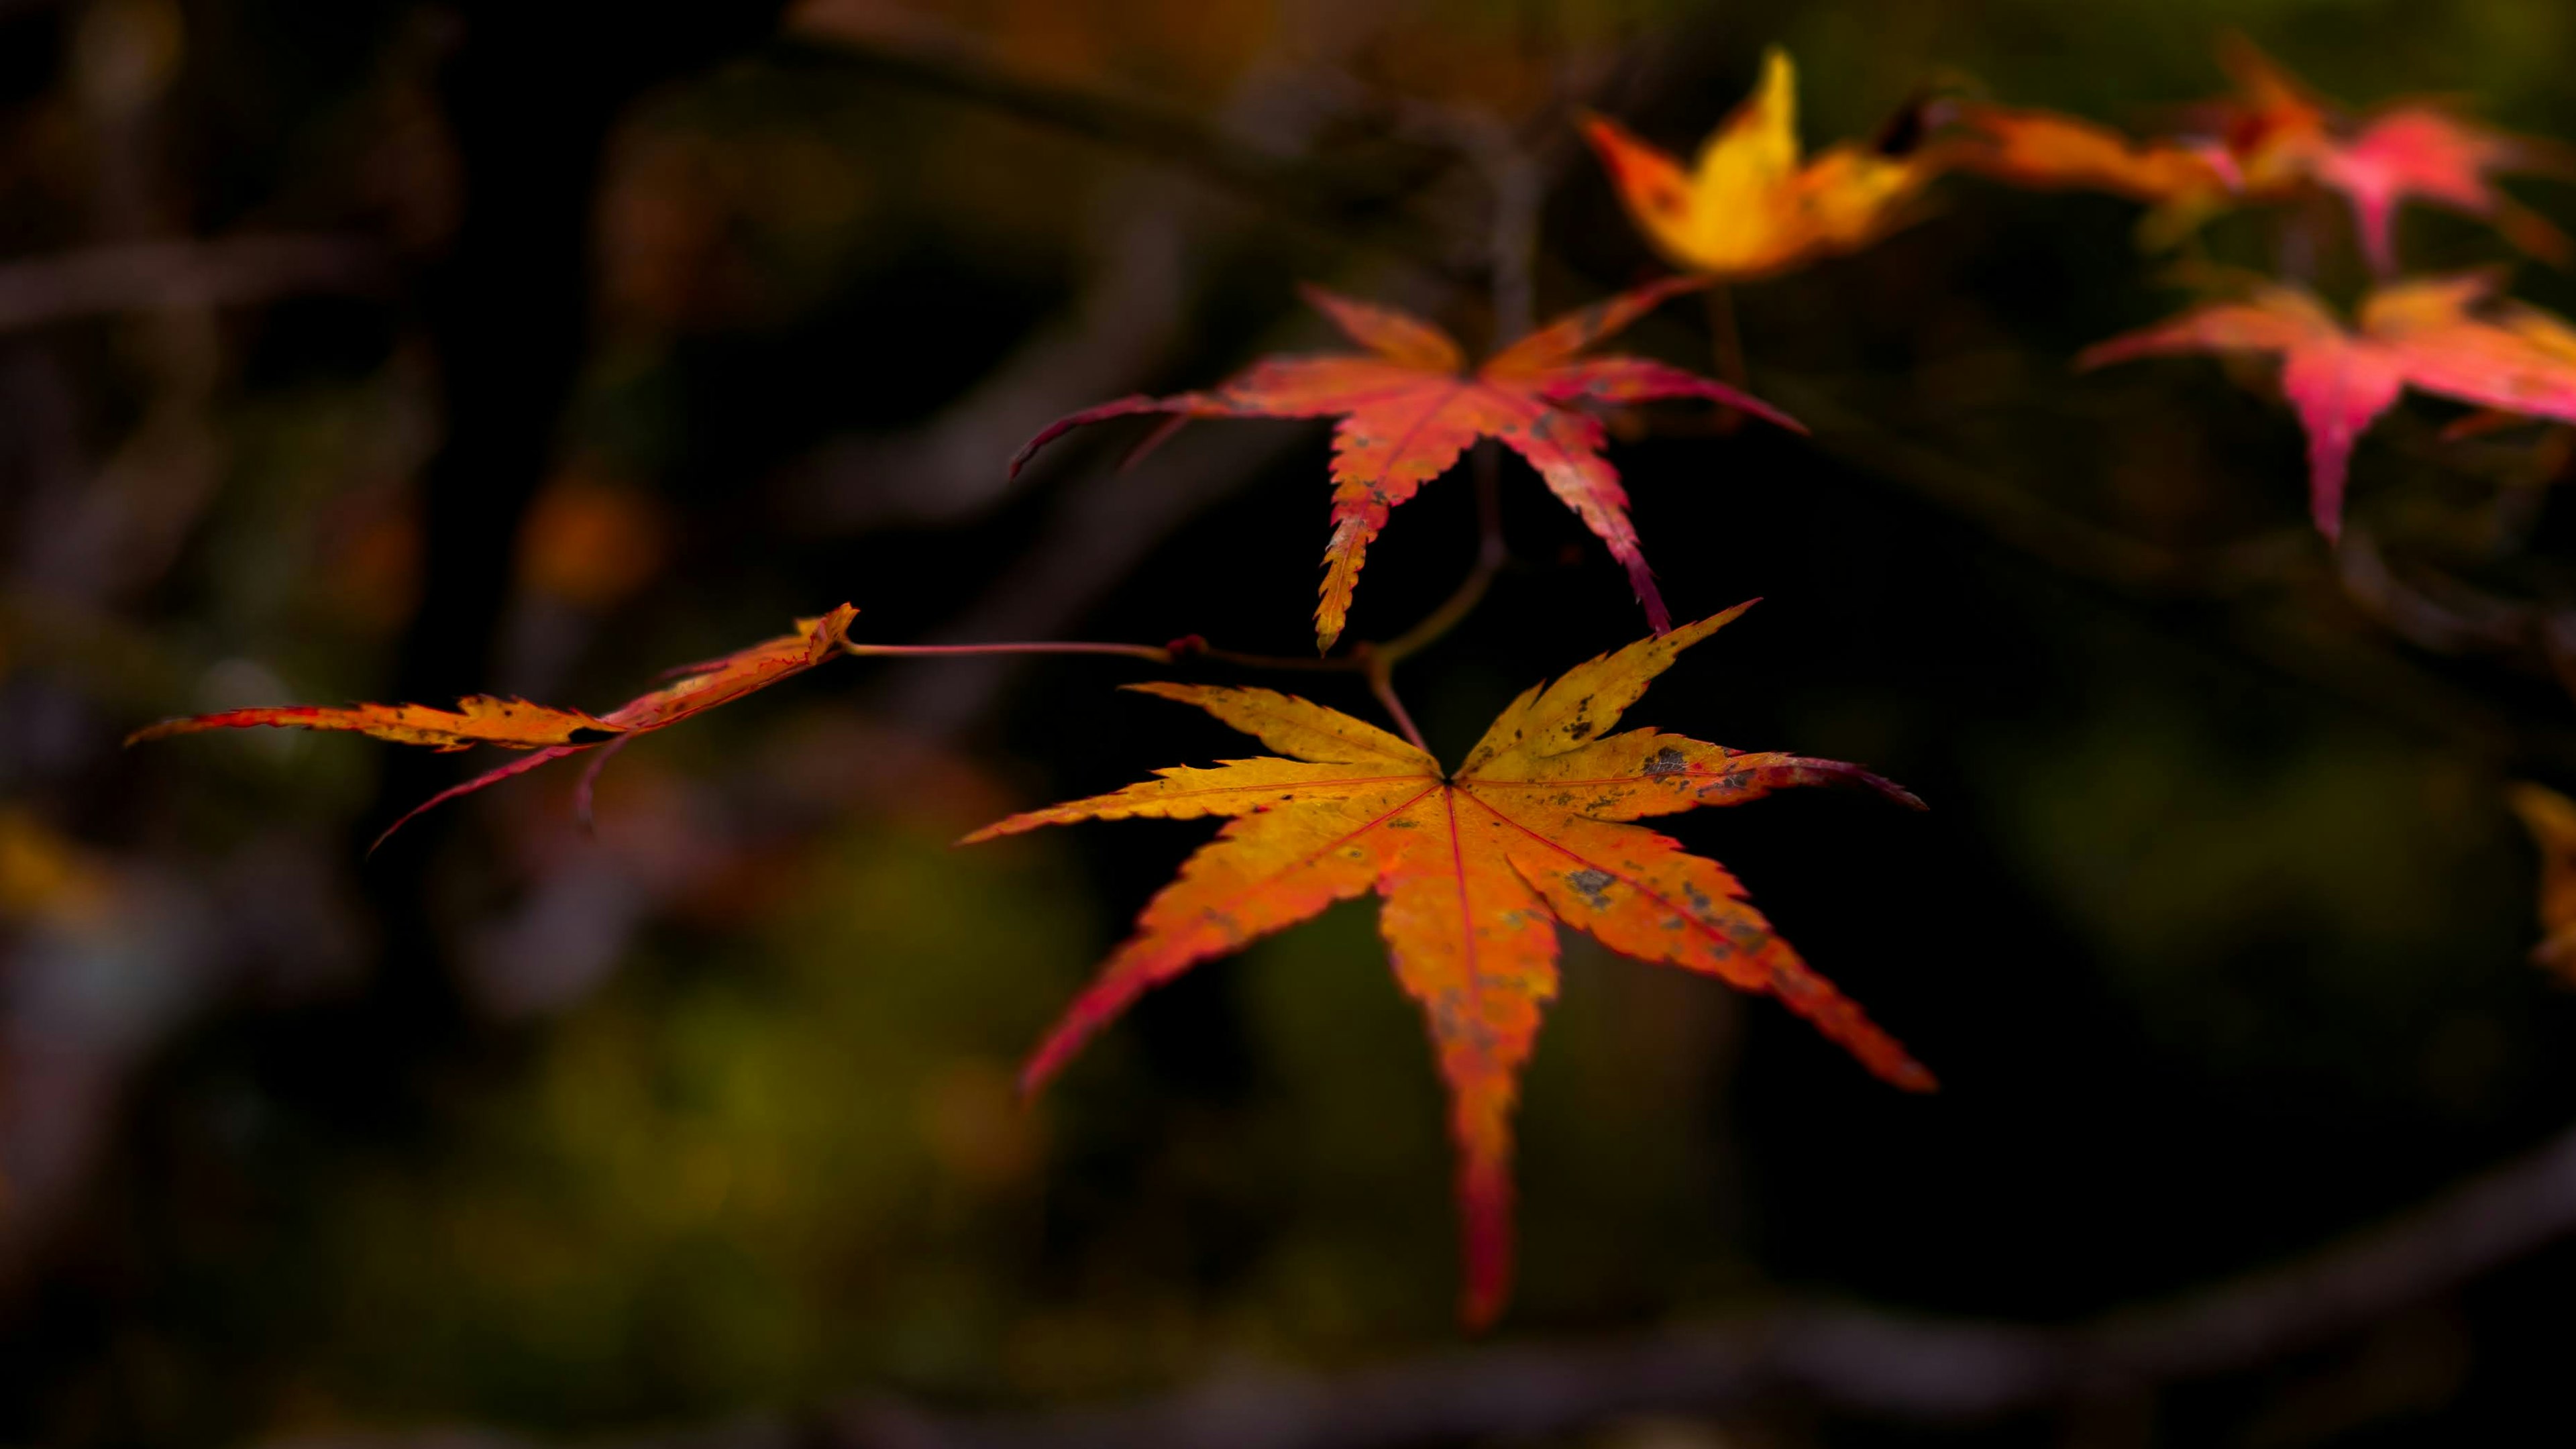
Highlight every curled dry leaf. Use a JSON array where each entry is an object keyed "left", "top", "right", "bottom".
[
  {"left": 1581, "top": 47, "right": 1939, "bottom": 281},
  {"left": 1011, "top": 279, "right": 1803, "bottom": 652},
  {"left": 2078, "top": 275, "right": 2576, "bottom": 539},
  {"left": 965, "top": 604, "right": 1932, "bottom": 1328},
  {"left": 127, "top": 696, "right": 624, "bottom": 753},
  {"left": 129, "top": 604, "right": 861, "bottom": 848}
]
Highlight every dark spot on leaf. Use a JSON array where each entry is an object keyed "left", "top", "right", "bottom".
[
  {"left": 1564, "top": 868, "right": 1616, "bottom": 909},
  {"left": 1644, "top": 747, "right": 1688, "bottom": 778}
]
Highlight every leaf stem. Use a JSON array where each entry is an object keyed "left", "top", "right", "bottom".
[
  {"left": 842, "top": 458, "right": 1510, "bottom": 690},
  {"left": 1360, "top": 646, "right": 1432, "bottom": 755},
  {"left": 844, "top": 637, "right": 1363, "bottom": 674},
  {"left": 1703, "top": 283, "right": 1748, "bottom": 433},
  {"left": 1377, "top": 443, "right": 1507, "bottom": 669},
  {"left": 843, "top": 640, "right": 1178, "bottom": 663}
]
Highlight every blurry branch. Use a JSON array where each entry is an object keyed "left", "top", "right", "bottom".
[
  {"left": 2335, "top": 531, "right": 2540, "bottom": 661},
  {"left": 1757, "top": 374, "right": 2308, "bottom": 600},
  {"left": 274, "top": 1108, "right": 2576, "bottom": 1449},
  {"left": 1366, "top": 95, "right": 1542, "bottom": 339},
  {"left": 831, "top": 1110, "right": 2576, "bottom": 1447},
  {"left": 794, "top": 197, "right": 1198, "bottom": 531},
  {"left": 2332, "top": 529, "right": 2576, "bottom": 715},
  {"left": 1759, "top": 372, "right": 2576, "bottom": 777},
  {"left": 871, "top": 421, "right": 1313, "bottom": 735},
  {"left": 1377, "top": 451, "right": 1505, "bottom": 669},
  {"left": 778, "top": 7, "right": 1419, "bottom": 230},
  {"left": 0, "top": 235, "right": 386, "bottom": 331}
]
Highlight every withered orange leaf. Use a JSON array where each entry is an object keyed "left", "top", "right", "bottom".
[
  {"left": 1581, "top": 48, "right": 1937, "bottom": 282},
  {"left": 1010, "top": 278, "right": 1803, "bottom": 653},
  {"left": 131, "top": 604, "right": 860, "bottom": 847},
  {"left": 2078, "top": 276, "right": 2576, "bottom": 539},
  {"left": 2511, "top": 782, "right": 2576, "bottom": 979},
  {"left": 965, "top": 604, "right": 1932, "bottom": 1327},
  {"left": 126, "top": 696, "right": 624, "bottom": 753}
]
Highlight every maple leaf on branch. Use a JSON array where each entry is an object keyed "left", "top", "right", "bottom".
[
  {"left": 2205, "top": 36, "right": 2575, "bottom": 274},
  {"left": 1010, "top": 278, "right": 1802, "bottom": 653},
  {"left": 965, "top": 603, "right": 1932, "bottom": 1328},
  {"left": 2077, "top": 275, "right": 2576, "bottom": 540},
  {"left": 1940, "top": 34, "right": 2573, "bottom": 273},
  {"left": 129, "top": 604, "right": 860, "bottom": 847},
  {"left": 1580, "top": 47, "right": 1940, "bottom": 281}
]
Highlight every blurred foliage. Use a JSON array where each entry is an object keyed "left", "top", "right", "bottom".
[{"left": 10, "top": 0, "right": 2576, "bottom": 1445}]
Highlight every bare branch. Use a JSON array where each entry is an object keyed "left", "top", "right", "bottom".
[
  {"left": 778, "top": 4, "right": 1408, "bottom": 229},
  {"left": 262, "top": 1112, "right": 2576, "bottom": 1449},
  {"left": 0, "top": 235, "right": 388, "bottom": 332},
  {"left": 1756, "top": 370, "right": 2576, "bottom": 776}
]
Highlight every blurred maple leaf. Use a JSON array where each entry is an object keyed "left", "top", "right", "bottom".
[
  {"left": 517, "top": 466, "right": 674, "bottom": 612},
  {"left": 1580, "top": 48, "right": 1939, "bottom": 281},
  {"left": 2510, "top": 782, "right": 2576, "bottom": 979},
  {"left": 1943, "top": 34, "right": 2571, "bottom": 272},
  {"left": 130, "top": 605, "right": 859, "bottom": 847},
  {"left": 1936, "top": 102, "right": 2235, "bottom": 223},
  {"left": 1012, "top": 278, "right": 1802, "bottom": 652},
  {"left": 965, "top": 604, "right": 1932, "bottom": 1326},
  {"left": 2078, "top": 275, "right": 2576, "bottom": 539}
]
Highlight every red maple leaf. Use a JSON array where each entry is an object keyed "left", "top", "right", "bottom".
[
  {"left": 1010, "top": 278, "right": 1803, "bottom": 651},
  {"left": 2080, "top": 276, "right": 2576, "bottom": 539}
]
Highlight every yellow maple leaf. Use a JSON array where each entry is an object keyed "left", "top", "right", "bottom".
[{"left": 1582, "top": 48, "right": 1935, "bottom": 280}]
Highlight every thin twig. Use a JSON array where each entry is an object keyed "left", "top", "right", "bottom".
[
  {"left": 1379, "top": 447, "right": 1508, "bottom": 669},
  {"left": 847, "top": 640, "right": 1179, "bottom": 664},
  {"left": 1703, "top": 283, "right": 1748, "bottom": 432},
  {"left": 841, "top": 447, "right": 1496, "bottom": 749},
  {"left": 1358, "top": 647, "right": 1430, "bottom": 755}
]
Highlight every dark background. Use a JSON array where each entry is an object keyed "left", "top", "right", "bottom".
[{"left": 7, "top": 0, "right": 2576, "bottom": 1444}]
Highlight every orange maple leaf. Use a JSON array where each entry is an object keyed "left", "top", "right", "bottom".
[
  {"left": 1012, "top": 279, "right": 1801, "bottom": 653},
  {"left": 1581, "top": 48, "right": 1938, "bottom": 281},
  {"left": 1943, "top": 36, "right": 2571, "bottom": 272},
  {"left": 965, "top": 604, "right": 1933, "bottom": 1326},
  {"left": 130, "top": 604, "right": 859, "bottom": 847},
  {"left": 1937, "top": 103, "right": 2235, "bottom": 212},
  {"left": 2078, "top": 275, "right": 2576, "bottom": 539}
]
